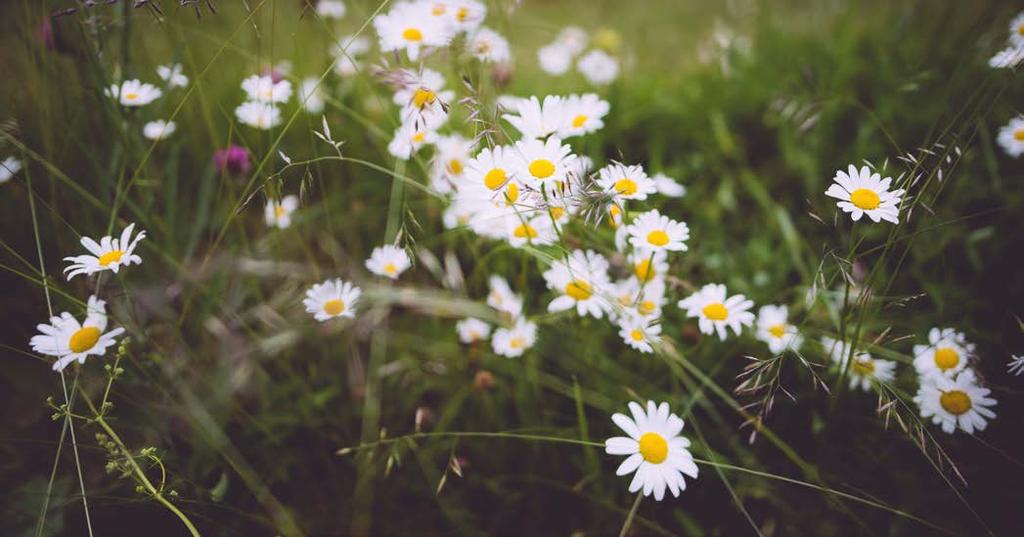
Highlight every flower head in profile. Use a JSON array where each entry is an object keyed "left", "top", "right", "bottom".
[
  {"left": 542, "top": 249, "right": 611, "bottom": 319},
  {"left": 652, "top": 172, "right": 686, "bottom": 198},
  {"left": 506, "top": 215, "right": 558, "bottom": 248},
  {"left": 678, "top": 283, "right": 754, "bottom": 340},
  {"left": 1009, "top": 11, "right": 1024, "bottom": 47},
  {"left": 604, "top": 401, "right": 698, "bottom": 501},
  {"left": 754, "top": 305, "right": 802, "bottom": 354},
  {"left": 626, "top": 210, "right": 689, "bottom": 254},
  {"left": 241, "top": 74, "right": 292, "bottom": 103},
  {"left": 912, "top": 327, "right": 974, "bottom": 378},
  {"left": 143, "top": 120, "right": 176, "bottom": 141},
  {"left": 487, "top": 275, "right": 523, "bottom": 317},
  {"left": 265, "top": 195, "right": 299, "bottom": 229},
  {"left": 214, "top": 145, "right": 252, "bottom": 176},
  {"left": 577, "top": 49, "right": 620, "bottom": 85},
  {"left": 374, "top": 1, "right": 453, "bottom": 61},
  {"left": 236, "top": 101, "right": 281, "bottom": 130},
  {"left": 456, "top": 318, "right": 491, "bottom": 344},
  {"left": 491, "top": 317, "right": 537, "bottom": 358},
  {"left": 388, "top": 121, "right": 438, "bottom": 160},
  {"left": 107, "top": 80, "right": 162, "bottom": 107},
  {"left": 997, "top": 115, "right": 1024, "bottom": 158},
  {"left": 1, "top": 156, "right": 23, "bottom": 184},
  {"left": 558, "top": 93, "right": 609, "bottom": 138},
  {"left": 824, "top": 165, "right": 904, "bottom": 224},
  {"left": 157, "top": 64, "right": 189, "bottom": 88},
  {"left": 298, "top": 77, "right": 326, "bottom": 114},
  {"left": 304, "top": 279, "right": 361, "bottom": 322},
  {"left": 844, "top": 352, "right": 896, "bottom": 392},
  {"left": 914, "top": 369, "right": 996, "bottom": 434},
  {"left": 64, "top": 223, "right": 146, "bottom": 280},
  {"left": 31, "top": 296, "right": 125, "bottom": 372},
  {"left": 365, "top": 245, "right": 412, "bottom": 280}
]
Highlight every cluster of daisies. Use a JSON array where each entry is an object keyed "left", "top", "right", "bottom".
[
  {"left": 537, "top": 26, "right": 621, "bottom": 86},
  {"left": 105, "top": 64, "right": 188, "bottom": 141},
  {"left": 988, "top": 11, "right": 1024, "bottom": 69}
]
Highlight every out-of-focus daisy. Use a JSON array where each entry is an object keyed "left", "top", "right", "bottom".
[
  {"left": 844, "top": 353, "right": 896, "bottom": 391},
  {"left": 156, "top": 64, "right": 188, "bottom": 88},
  {"left": 555, "top": 26, "right": 588, "bottom": 55},
  {"left": 264, "top": 195, "right": 299, "bottom": 229},
  {"left": 997, "top": 115, "right": 1024, "bottom": 158},
  {"left": 989, "top": 45, "right": 1024, "bottom": 69},
  {"left": 142, "top": 120, "right": 176, "bottom": 141},
  {"left": 241, "top": 74, "right": 292, "bottom": 103},
  {"left": 626, "top": 209, "right": 689, "bottom": 254},
  {"left": 388, "top": 122, "right": 438, "bottom": 160},
  {"left": 392, "top": 68, "right": 448, "bottom": 106},
  {"left": 365, "top": 245, "right": 412, "bottom": 280},
  {"left": 1007, "top": 354, "right": 1024, "bottom": 376},
  {"left": 431, "top": 135, "right": 474, "bottom": 194},
  {"left": 913, "top": 327, "right": 974, "bottom": 378},
  {"left": 316, "top": 0, "right": 346, "bottom": 18},
  {"left": 577, "top": 50, "right": 619, "bottom": 85},
  {"left": 30, "top": 296, "right": 125, "bottom": 372},
  {"left": 492, "top": 317, "right": 537, "bottom": 358},
  {"left": 821, "top": 336, "right": 853, "bottom": 364},
  {"left": 506, "top": 215, "right": 557, "bottom": 248},
  {"left": 597, "top": 162, "right": 656, "bottom": 202},
  {"left": 542, "top": 249, "right": 611, "bottom": 319},
  {"left": 332, "top": 35, "right": 372, "bottom": 76},
  {"left": 298, "top": 77, "right": 326, "bottom": 114},
  {"left": 456, "top": 318, "right": 491, "bottom": 343},
  {"left": 604, "top": 401, "right": 698, "bottom": 501},
  {"left": 511, "top": 136, "right": 576, "bottom": 189},
  {"left": 374, "top": 1, "right": 452, "bottom": 61},
  {"left": 557, "top": 93, "right": 609, "bottom": 138},
  {"left": 107, "top": 80, "right": 162, "bottom": 107},
  {"left": 236, "top": 101, "right": 281, "bottom": 130},
  {"left": 754, "top": 305, "right": 802, "bottom": 354},
  {"left": 1009, "top": 12, "right": 1024, "bottom": 47},
  {"left": 488, "top": 275, "right": 523, "bottom": 316},
  {"left": 652, "top": 172, "right": 686, "bottom": 198},
  {"left": 503, "top": 95, "right": 566, "bottom": 140},
  {"left": 537, "top": 43, "right": 574, "bottom": 75},
  {"left": 618, "top": 314, "right": 661, "bottom": 353},
  {"left": 914, "top": 369, "right": 996, "bottom": 434},
  {"left": 678, "top": 283, "right": 754, "bottom": 340},
  {"left": 469, "top": 27, "right": 510, "bottom": 63},
  {"left": 303, "top": 279, "right": 361, "bottom": 322},
  {"left": 629, "top": 250, "right": 668, "bottom": 283},
  {"left": 64, "top": 223, "right": 146, "bottom": 280},
  {"left": 824, "top": 164, "right": 905, "bottom": 224},
  {"left": 1, "top": 156, "right": 23, "bottom": 184},
  {"left": 438, "top": 0, "right": 486, "bottom": 33}
]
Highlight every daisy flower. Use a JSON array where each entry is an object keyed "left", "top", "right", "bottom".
[
  {"left": 156, "top": 64, "right": 188, "bottom": 88},
  {"left": 503, "top": 95, "right": 567, "bottom": 140},
  {"left": 303, "top": 279, "right": 361, "bottom": 322},
  {"left": 537, "top": 43, "right": 574, "bottom": 75},
  {"left": 316, "top": 0, "right": 347, "bottom": 18},
  {"left": 241, "top": 74, "right": 292, "bottom": 103},
  {"left": 265, "top": 195, "right": 299, "bottom": 229},
  {"left": 604, "top": 401, "right": 699, "bottom": 501},
  {"left": 506, "top": 215, "right": 558, "bottom": 248},
  {"left": 298, "top": 77, "right": 326, "bottom": 114},
  {"left": 542, "top": 250, "right": 612, "bottom": 319},
  {"left": 989, "top": 45, "right": 1024, "bottom": 69},
  {"left": 652, "top": 172, "right": 686, "bottom": 198},
  {"left": 754, "top": 304, "right": 802, "bottom": 354},
  {"left": 824, "top": 165, "right": 905, "bottom": 224},
  {"left": 456, "top": 318, "right": 491, "bottom": 343},
  {"left": 555, "top": 26, "right": 589, "bottom": 55},
  {"left": 612, "top": 276, "right": 667, "bottom": 319},
  {"left": 677, "top": 283, "right": 754, "bottom": 340},
  {"left": 913, "top": 327, "right": 974, "bottom": 378},
  {"left": 236, "top": 101, "right": 281, "bottom": 130},
  {"left": 597, "top": 162, "right": 657, "bottom": 202},
  {"left": 1007, "top": 354, "right": 1024, "bottom": 376},
  {"left": 997, "top": 115, "right": 1024, "bottom": 158},
  {"left": 1010, "top": 11, "right": 1024, "bottom": 47},
  {"left": 439, "top": 0, "right": 486, "bottom": 34},
  {"left": 464, "top": 145, "right": 518, "bottom": 193},
  {"left": 845, "top": 353, "right": 896, "bottom": 391},
  {"left": 107, "top": 80, "right": 162, "bottom": 107},
  {"left": 374, "top": 1, "right": 453, "bottom": 61},
  {"left": 618, "top": 314, "right": 661, "bottom": 354},
  {"left": 510, "top": 136, "right": 576, "bottom": 188},
  {"left": 30, "top": 296, "right": 125, "bottom": 372},
  {"left": 557, "top": 93, "right": 609, "bottom": 138},
  {"left": 821, "top": 336, "right": 854, "bottom": 364},
  {"left": 1, "top": 156, "right": 23, "bottom": 184},
  {"left": 387, "top": 122, "right": 438, "bottom": 160},
  {"left": 365, "top": 245, "right": 412, "bottom": 280},
  {"left": 626, "top": 209, "right": 689, "bottom": 254},
  {"left": 577, "top": 50, "right": 620, "bottom": 85},
  {"left": 142, "top": 120, "right": 176, "bottom": 141},
  {"left": 914, "top": 369, "right": 996, "bottom": 434},
  {"left": 64, "top": 223, "right": 146, "bottom": 280},
  {"left": 487, "top": 275, "right": 523, "bottom": 317},
  {"left": 469, "top": 27, "right": 510, "bottom": 63},
  {"left": 431, "top": 135, "right": 474, "bottom": 194},
  {"left": 491, "top": 317, "right": 537, "bottom": 358}
]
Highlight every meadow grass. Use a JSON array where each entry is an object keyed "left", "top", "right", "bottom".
[{"left": 1, "top": 0, "right": 1022, "bottom": 536}]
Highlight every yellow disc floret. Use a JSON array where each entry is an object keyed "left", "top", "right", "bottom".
[{"left": 638, "top": 432, "right": 668, "bottom": 464}]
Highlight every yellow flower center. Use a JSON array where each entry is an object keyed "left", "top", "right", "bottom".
[
  {"left": 431, "top": 4, "right": 446, "bottom": 15},
  {"left": 484, "top": 168, "right": 507, "bottom": 190},
  {"left": 1018, "top": 22, "right": 1024, "bottom": 36},
  {"left": 638, "top": 300, "right": 656, "bottom": 316},
  {"left": 564, "top": 279, "right": 593, "bottom": 300},
  {"left": 852, "top": 358, "right": 875, "bottom": 376},
  {"left": 939, "top": 390, "right": 972, "bottom": 415},
  {"left": 412, "top": 131, "right": 426, "bottom": 143},
  {"left": 630, "top": 329, "right": 645, "bottom": 342},
  {"left": 384, "top": 263, "right": 398, "bottom": 275},
  {"left": 933, "top": 347, "right": 960, "bottom": 371},
  {"left": 124, "top": 92, "right": 139, "bottom": 101},
  {"left": 638, "top": 432, "right": 668, "bottom": 464},
  {"left": 513, "top": 223, "right": 537, "bottom": 239},
  {"left": 768, "top": 324, "right": 786, "bottom": 339},
  {"left": 850, "top": 188, "right": 880, "bottom": 210},
  {"left": 98, "top": 250, "right": 125, "bottom": 267},
  {"left": 412, "top": 88, "right": 436, "bottom": 109},
  {"left": 702, "top": 303, "right": 728, "bottom": 321},
  {"left": 274, "top": 205, "right": 287, "bottom": 218},
  {"left": 504, "top": 182, "right": 519, "bottom": 205},
  {"left": 68, "top": 326, "right": 101, "bottom": 353},
  {"left": 402, "top": 28, "right": 423, "bottom": 42},
  {"left": 614, "top": 178, "right": 638, "bottom": 196},
  {"left": 1015, "top": 129, "right": 1024, "bottom": 141},
  {"left": 456, "top": 7, "right": 469, "bottom": 21},
  {"left": 572, "top": 114, "right": 588, "bottom": 128},
  {"left": 448, "top": 159, "right": 463, "bottom": 175},
  {"left": 323, "top": 299, "right": 345, "bottom": 316},
  {"left": 509, "top": 336, "right": 524, "bottom": 349},
  {"left": 528, "top": 159, "right": 555, "bottom": 179},
  {"left": 549, "top": 206, "right": 565, "bottom": 220},
  {"left": 646, "top": 230, "right": 669, "bottom": 247},
  {"left": 634, "top": 259, "right": 655, "bottom": 281}
]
